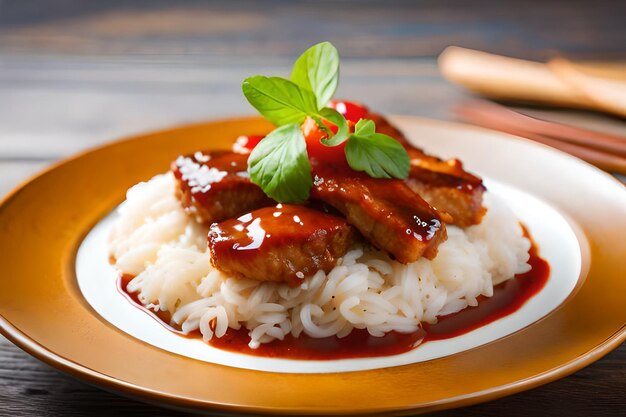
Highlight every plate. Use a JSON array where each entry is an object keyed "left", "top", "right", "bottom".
[{"left": 0, "top": 116, "right": 624, "bottom": 415}]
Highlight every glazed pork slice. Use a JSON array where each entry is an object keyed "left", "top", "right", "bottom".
[
  {"left": 371, "top": 113, "right": 486, "bottom": 226},
  {"left": 208, "top": 205, "right": 358, "bottom": 286},
  {"left": 172, "top": 150, "right": 273, "bottom": 225},
  {"left": 405, "top": 148, "right": 486, "bottom": 227},
  {"left": 310, "top": 165, "right": 448, "bottom": 263}
]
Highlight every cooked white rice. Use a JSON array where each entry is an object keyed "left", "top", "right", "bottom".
[{"left": 109, "top": 173, "right": 531, "bottom": 348}]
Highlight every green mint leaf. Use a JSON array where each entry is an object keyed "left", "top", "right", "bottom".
[
  {"left": 319, "top": 107, "right": 349, "bottom": 146},
  {"left": 290, "top": 42, "right": 339, "bottom": 109},
  {"left": 354, "top": 119, "right": 376, "bottom": 136},
  {"left": 345, "top": 122, "right": 410, "bottom": 179},
  {"left": 247, "top": 123, "right": 312, "bottom": 203},
  {"left": 242, "top": 76, "right": 318, "bottom": 126}
]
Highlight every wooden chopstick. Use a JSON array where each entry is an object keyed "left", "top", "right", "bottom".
[
  {"left": 456, "top": 100, "right": 626, "bottom": 156},
  {"left": 455, "top": 101, "right": 626, "bottom": 175},
  {"left": 439, "top": 46, "right": 626, "bottom": 118}
]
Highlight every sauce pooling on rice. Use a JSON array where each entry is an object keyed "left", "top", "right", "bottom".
[{"left": 116, "top": 229, "right": 548, "bottom": 359}]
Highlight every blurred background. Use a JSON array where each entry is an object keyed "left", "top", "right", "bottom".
[
  {"left": 0, "top": 1, "right": 624, "bottom": 416},
  {"left": 2, "top": 0, "right": 626, "bottom": 196}
]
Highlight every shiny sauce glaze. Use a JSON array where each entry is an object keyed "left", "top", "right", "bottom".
[
  {"left": 409, "top": 157, "right": 484, "bottom": 193},
  {"left": 208, "top": 204, "right": 357, "bottom": 285},
  {"left": 118, "top": 227, "right": 549, "bottom": 360},
  {"left": 301, "top": 106, "right": 449, "bottom": 262},
  {"left": 172, "top": 150, "right": 273, "bottom": 224},
  {"left": 310, "top": 159, "right": 448, "bottom": 262}
]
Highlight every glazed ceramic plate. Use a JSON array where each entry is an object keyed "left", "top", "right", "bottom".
[{"left": 0, "top": 116, "right": 624, "bottom": 415}]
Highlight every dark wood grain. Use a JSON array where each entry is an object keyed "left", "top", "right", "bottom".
[
  {"left": 0, "top": 0, "right": 625, "bottom": 60},
  {"left": 0, "top": 55, "right": 463, "bottom": 160},
  {"left": 0, "top": 1, "right": 624, "bottom": 416}
]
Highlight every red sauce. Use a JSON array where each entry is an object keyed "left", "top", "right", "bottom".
[
  {"left": 422, "top": 226, "right": 549, "bottom": 341},
  {"left": 118, "top": 226, "right": 549, "bottom": 359},
  {"left": 209, "top": 326, "right": 426, "bottom": 359},
  {"left": 118, "top": 274, "right": 175, "bottom": 328}
]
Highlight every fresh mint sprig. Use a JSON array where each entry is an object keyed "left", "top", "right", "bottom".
[
  {"left": 242, "top": 41, "right": 410, "bottom": 203},
  {"left": 318, "top": 107, "right": 349, "bottom": 145},
  {"left": 242, "top": 76, "right": 318, "bottom": 126},
  {"left": 346, "top": 120, "right": 410, "bottom": 179},
  {"left": 290, "top": 41, "right": 339, "bottom": 109},
  {"left": 247, "top": 124, "right": 312, "bottom": 203}
]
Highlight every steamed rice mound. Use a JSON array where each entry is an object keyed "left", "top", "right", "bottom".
[{"left": 109, "top": 173, "right": 531, "bottom": 348}]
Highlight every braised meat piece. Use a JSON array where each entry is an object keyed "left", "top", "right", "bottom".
[
  {"left": 172, "top": 150, "right": 273, "bottom": 225},
  {"left": 310, "top": 164, "right": 448, "bottom": 263},
  {"left": 406, "top": 151, "right": 486, "bottom": 227},
  {"left": 208, "top": 205, "right": 358, "bottom": 285},
  {"left": 369, "top": 114, "right": 486, "bottom": 226}
]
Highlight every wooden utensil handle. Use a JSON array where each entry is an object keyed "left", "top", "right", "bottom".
[
  {"left": 456, "top": 100, "right": 626, "bottom": 157},
  {"left": 455, "top": 101, "right": 626, "bottom": 175},
  {"left": 438, "top": 47, "right": 589, "bottom": 108}
]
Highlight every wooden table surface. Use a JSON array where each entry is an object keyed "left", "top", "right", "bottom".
[{"left": 0, "top": 1, "right": 624, "bottom": 416}]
